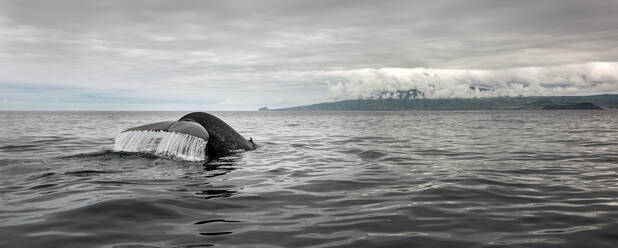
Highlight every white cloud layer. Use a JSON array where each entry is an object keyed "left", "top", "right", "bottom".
[{"left": 324, "top": 62, "right": 618, "bottom": 100}]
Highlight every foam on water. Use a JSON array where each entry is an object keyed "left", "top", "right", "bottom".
[{"left": 113, "top": 130, "right": 207, "bottom": 161}]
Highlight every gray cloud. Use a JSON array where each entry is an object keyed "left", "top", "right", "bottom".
[{"left": 1, "top": 0, "right": 617, "bottom": 109}]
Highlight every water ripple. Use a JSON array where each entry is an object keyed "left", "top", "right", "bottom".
[{"left": 0, "top": 110, "right": 617, "bottom": 247}]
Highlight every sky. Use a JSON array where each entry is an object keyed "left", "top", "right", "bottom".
[{"left": 1, "top": 0, "right": 618, "bottom": 110}]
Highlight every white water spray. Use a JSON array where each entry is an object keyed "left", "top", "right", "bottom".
[{"left": 113, "top": 130, "right": 208, "bottom": 161}]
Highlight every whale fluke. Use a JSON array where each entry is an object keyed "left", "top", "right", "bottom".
[
  {"left": 114, "top": 112, "right": 256, "bottom": 161},
  {"left": 126, "top": 120, "right": 210, "bottom": 141}
]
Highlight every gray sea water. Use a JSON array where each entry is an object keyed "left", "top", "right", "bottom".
[{"left": 0, "top": 110, "right": 617, "bottom": 248}]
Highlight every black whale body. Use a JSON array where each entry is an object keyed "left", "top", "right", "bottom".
[
  {"left": 179, "top": 112, "right": 256, "bottom": 156},
  {"left": 124, "top": 112, "right": 256, "bottom": 157}
]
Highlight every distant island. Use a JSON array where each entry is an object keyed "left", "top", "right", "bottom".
[
  {"left": 274, "top": 94, "right": 617, "bottom": 111},
  {"left": 542, "top": 102, "right": 602, "bottom": 110}
]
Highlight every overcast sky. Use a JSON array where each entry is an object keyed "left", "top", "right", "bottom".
[{"left": 1, "top": 0, "right": 617, "bottom": 110}]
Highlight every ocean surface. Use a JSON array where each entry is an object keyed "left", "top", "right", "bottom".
[{"left": 0, "top": 110, "right": 617, "bottom": 248}]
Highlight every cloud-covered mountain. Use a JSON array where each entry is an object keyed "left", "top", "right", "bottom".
[{"left": 280, "top": 94, "right": 618, "bottom": 111}]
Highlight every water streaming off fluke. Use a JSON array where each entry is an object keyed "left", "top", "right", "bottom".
[{"left": 113, "top": 130, "right": 207, "bottom": 161}]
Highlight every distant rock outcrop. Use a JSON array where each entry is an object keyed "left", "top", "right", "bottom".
[
  {"left": 542, "top": 102, "right": 602, "bottom": 110},
  {"left": 258, "top": 107, "right": 270, "bottom": 111}
]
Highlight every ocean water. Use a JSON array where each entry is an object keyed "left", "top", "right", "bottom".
[{"left": 0, "top": 110, "right": 617, "bottom": 248}]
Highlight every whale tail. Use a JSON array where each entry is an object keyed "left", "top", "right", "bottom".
[
  {"left": 113, "top": 112, "right": 255, "bottom": 161},
  {"left": 114, "top": 130, "right": 208, "bottom": 161}
]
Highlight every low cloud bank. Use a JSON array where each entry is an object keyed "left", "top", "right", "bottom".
[{"left": 324, "top": 62, "right": 618, "bottom": 100}]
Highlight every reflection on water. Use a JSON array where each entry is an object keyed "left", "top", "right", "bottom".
[{"left": 0, "top": 110, "right": 617, "bottom": 247}]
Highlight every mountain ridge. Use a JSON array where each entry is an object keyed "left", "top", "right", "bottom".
[{"left": 275, "top": 94, "right": 618, "bottom": 111}]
